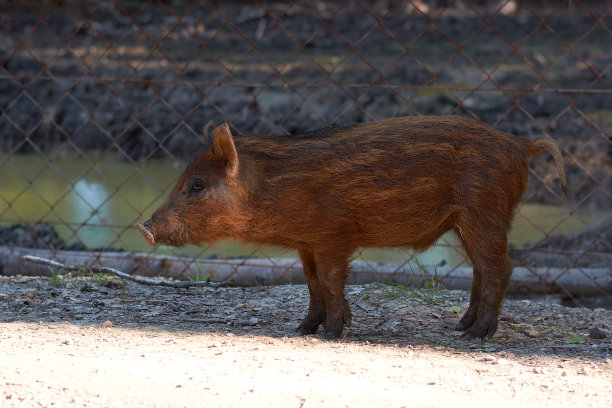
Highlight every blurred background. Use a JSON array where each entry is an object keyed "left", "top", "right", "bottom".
[{"left": 0, "top": 0, "right": 610, "bottom": 302}]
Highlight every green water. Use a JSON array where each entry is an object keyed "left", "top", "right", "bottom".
[{"left": 1, "top": 154, "right": 610, "bottom": 267}]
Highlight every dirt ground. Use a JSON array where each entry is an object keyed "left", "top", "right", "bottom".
[{"left": 1, "top": 275, "right": 610, "bottom": 407}]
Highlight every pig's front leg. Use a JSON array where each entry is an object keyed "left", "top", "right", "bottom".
[
  {"left": 296, "top": 247, "right": 326, "bottom": 335},
  {"left": 314, "top": 250, "right": 352, "bottom": 339}
]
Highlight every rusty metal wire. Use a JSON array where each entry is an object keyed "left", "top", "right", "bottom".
[{"left": 0, "top": 0, "right": 610, "bottom": 303}]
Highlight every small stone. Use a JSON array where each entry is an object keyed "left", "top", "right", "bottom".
[
  {"left": 561, "top": 371, "right": 567, "bottom": 377},
  {"left": 249, "top": 317, "right": 259, "bottom": 325},
  {"left": 102, "top": 320, "right": 114, "bottom": 328},
  {"left": 497, "top": 358, "right": 510, "bottom": 365},
  {"left": 27, "top": 289, "right": 36, "bottom": 299},
  {"left": 589, "top": 326, "right": 608, "bottom": 340}
]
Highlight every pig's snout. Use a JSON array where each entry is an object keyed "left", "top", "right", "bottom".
[{"left": 137, "top": 219, "right": 156, "bottom": 246}]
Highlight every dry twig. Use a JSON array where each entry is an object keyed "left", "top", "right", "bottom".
[{"left": 21, "top": 255, "right": 232, "bottom": 288}]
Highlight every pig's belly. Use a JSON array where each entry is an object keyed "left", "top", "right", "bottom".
[{"left": 349, "top": 191, "right": 459, "bottom": 250}]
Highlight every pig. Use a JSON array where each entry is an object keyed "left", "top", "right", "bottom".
[{"left": 138, "top": 116, "right": 567, "bottom": 339}]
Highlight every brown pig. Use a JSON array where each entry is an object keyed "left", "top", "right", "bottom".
[{"left": 138, "top": 116, "right": 567, "bottom": 339}]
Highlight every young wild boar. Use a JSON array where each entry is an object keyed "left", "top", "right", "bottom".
[{"left": 138, "top": 116, "right": 567, "bottom": 339}]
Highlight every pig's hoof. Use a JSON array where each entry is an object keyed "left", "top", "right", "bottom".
[
  {"left": 296, "top": 312, "right": 325, "bottom": 335},
  {"left": 322, "top": 315, "right": 349, "bottom": 339},
  {"left": 295, "top": 322, "right": 319, "bottom": 336},
  {"left": 462, "top": 321, "right": 497, "bottom": 339},
  {"left": 323, "top": 327, "right": 344, "bottom": 339},
  {"left": 455, "top": 309, "right": 478, "bottom": 331},
  {"left": 455, "top": 318, "right": 474, "bottom": 331},
  {"left": 455, "top": 321, "right": 470, "bottom": 331}
]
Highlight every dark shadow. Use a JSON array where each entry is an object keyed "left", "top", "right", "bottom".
[{"left": 1, "top": 276, "right": 609, "bottom": 362}]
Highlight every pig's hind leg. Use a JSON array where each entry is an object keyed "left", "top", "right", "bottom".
[
  {"left": 454, "top": 264, "right": 482, "bottom": 332},
  {"left": 296, "top": 247, "right": 327, "bottom": 335},
  {"left": 314, "top": 250, "right": 352, "bottom": 339},
  {"left": 455, "top": 218, "right": 513, "bottom": 339}
]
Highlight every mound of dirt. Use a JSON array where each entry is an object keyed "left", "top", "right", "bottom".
[
  {"left": 511, "top": 220, "right": 612, "bottom": 268},
  {"left": 0, "top": 223, "right": 85, "bottom": 251}
]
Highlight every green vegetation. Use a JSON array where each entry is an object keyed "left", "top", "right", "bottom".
[
  {"left": 47, "top": 265, "right": 128, "bottom": 294},
  {"left": 442, "top": 305, "right": 462, "bottom": 314},
  {"left": 189, "top": 262, "right": 213, "bottom": 282},
  {"left": 381, "top": 282, "right": 414, "bottom": 298},
  {"left": 48, "top": 266, "right": 65, "bottom": 287},
  {"left": 409, "top": 260, "right": 443, "bottom": 291},
  {"left": 565, "top": 336, "right": 586, "bottom": 344},
  {"left": 117, "top": 283, "right": 129, "bottom": 297},
  {"left": 369, "top": 261, "right": 444, "bottom": 301},
  {"left": 89, "top": 269, "right": 111, "bottom": 286}
]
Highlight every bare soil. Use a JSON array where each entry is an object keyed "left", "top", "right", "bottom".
[{"left": 1, "top": 275, "right": 610, "bottom": 407}]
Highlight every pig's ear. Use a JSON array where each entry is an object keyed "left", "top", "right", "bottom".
[{"left": 211, "top": 123, "right": 239, "bottom": 178}]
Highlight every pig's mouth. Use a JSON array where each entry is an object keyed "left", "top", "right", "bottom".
[
  {"left": 137, "top": 220, "right": 156, "bottom": 246},
  {"left": 137, "top": 219, "right": 191, "bottom": 247}
]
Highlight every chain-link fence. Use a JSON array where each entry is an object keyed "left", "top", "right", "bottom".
[{"left": 0, "top": 0, "right": 610, "bottom": 303}]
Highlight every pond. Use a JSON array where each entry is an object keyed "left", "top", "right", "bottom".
[{"left": 1, "top": 154, "right": 610, "bottom": 268}]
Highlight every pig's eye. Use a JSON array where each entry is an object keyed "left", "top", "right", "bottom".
[{"left": 189, "top": 180, "right": 205, "bottom": 194}]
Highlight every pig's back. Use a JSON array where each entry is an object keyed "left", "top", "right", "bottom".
[{"left": 236, "top": 115, "right": 529, "bottom": 188}]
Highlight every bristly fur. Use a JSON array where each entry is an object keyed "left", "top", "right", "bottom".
[{"left": 139, "top": 115, "right": 567, "bottom": 339}]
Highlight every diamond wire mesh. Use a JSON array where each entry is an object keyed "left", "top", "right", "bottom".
[{"left": 0, "top": 0, "right": 610, "bottom": 300}]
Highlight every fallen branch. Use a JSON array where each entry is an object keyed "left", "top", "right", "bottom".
[
  {"left": 6, "top": 247, "right": 610, "bottom": 296},
  {"left": 21, "top": 255, "right": 233, "bottom": 289}
]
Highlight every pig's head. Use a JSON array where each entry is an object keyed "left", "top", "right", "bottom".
[{"left": 137, "top": 123, "right": 247, "bottom": 247}]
